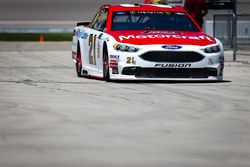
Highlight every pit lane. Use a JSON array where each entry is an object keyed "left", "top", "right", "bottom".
[{"left": 0, "top": 42, "right": 250, "bottom": 167}]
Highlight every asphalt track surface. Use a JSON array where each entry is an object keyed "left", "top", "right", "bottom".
[{"left": 0, "top": 42, "right": 250, "bottom": 167}]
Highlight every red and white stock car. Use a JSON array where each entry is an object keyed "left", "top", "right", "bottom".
[{"left": 72, "top": 4, "right": 224, "bottom": 81}]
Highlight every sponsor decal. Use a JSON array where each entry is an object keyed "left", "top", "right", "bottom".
[
  {"left": 208, "top": 58, "right": 214, "bottom": 65},
  {"left": 110, "top": 59, "right": 119, "bottom": 63},
  {"left": 118, "top": 34, "right": 214, "bottom": 42},
  {"left": 110, "top": 55, "right": 120, "bottom": 60},
  {"left": 137, "top": 11, "right": 170, "bottom": 15},
  {"left": 155, "top": 63, "right": 191, "bottom": 68},
  {"left": 76, "top": 29, "right": 88, "bottom": 39},
  {"left": 142, "top": 31, "right": 182, "bottom": 35},
  {"left": 97, "top": 41, "right": 101, "bottom": 59},
  {"left": 110, "top": 55, "right": 120, "bottom": 68},
  {"left": 112, "top": 67, "right": 119, "bottom": 74},
  {"left": 110, "top": 59, "right": 119, "bottom": 68},
  {"left": 162, "top": 45, "right": 182, "bottom": 50}
]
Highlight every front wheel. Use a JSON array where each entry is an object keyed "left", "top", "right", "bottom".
[
  {"left": 103, "top": 48, "right": 110, "bottom": 81},
  {"left": 76, "top": 43, "right": 82, "bottom": 77}
]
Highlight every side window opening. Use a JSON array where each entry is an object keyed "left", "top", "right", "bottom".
[{"left": 90, "top": 9, "right": 108, "bottom": 32}]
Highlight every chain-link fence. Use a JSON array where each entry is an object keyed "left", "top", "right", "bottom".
[
  {"left": 237, "top": 14, "right": 250, "bottom": 51},
  {"left": 213, "top": 13, "right": 250, "bottom": 53},
  {"left": 213, "top": 14, "right": 234, "bottom": 49}
]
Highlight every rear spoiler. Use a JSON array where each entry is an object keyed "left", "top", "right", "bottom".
[{"left": 76, "top": 21, "right": 91, "bottom": 27}]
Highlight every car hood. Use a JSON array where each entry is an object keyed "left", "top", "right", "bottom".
[{"left": 107, "top": 30, "right": 216, "bottom": 46}]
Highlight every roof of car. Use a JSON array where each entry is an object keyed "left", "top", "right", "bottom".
[{"left": 100, "top": 4, "right": 185, "bottom": 12}]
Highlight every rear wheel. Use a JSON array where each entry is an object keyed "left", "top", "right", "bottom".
[
  {"left": 103, "top": 48, "right": 110, "bottom": 81},
  {"left": 76, "top": 43, "right": 82, "bottom": 77}
]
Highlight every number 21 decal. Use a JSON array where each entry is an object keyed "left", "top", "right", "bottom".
[
  {"left": 126, "top": 57, "right": 136, "bottom": 64},
  {"left": 88, "top": 34, "right": 97, "bottom": 65}
]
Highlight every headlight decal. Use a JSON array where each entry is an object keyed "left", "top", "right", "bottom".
[
  {"left": 113, "top": 43, "right": 139, "bottom": 52},
  {"left": 202, "top": 45, "right": 221, "bottom": 53}
]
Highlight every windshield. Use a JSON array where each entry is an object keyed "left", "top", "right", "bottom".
[{"left": 111, "top": 11, "right": 199, "bottom": 32}]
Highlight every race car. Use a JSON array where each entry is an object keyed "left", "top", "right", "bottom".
[{"left": 72, "top": 3, "right": 224, "bottom": 81}]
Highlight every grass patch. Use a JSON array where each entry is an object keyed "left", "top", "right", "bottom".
[{"left": 0, "top": 33, "right": 72, "bottom": 41}]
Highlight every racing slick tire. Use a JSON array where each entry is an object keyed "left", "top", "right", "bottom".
[
  {"left": 103, "top": 47, "right": 110, "bottom": 81},
  {"left": 76, "top": 43, "right": 82, "bottom": 77}
]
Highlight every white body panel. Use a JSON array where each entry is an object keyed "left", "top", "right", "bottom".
[{"left": 72, "top": 26, "right": 224, "bottom": 81}]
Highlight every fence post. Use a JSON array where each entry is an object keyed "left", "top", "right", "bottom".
[
  {"left": 213, "top": 15, "right": 216, "bottom": 38},
  {"left": 232, "top": 14, "right": 237, "bottom": 61},
  {"left": 232, "top": 0, "right": 237, "bottom": 61}
]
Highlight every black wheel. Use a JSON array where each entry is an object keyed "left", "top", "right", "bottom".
[
  {"left": 103, "top": 48, "right": 110, "bottom": 81},
  {"left": 76, "top": 43, "right": 82, "bottom": 77}
]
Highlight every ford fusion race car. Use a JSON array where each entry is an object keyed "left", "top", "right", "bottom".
[{"left": 72, "top": 4, "right": 224, "bottom": 81}]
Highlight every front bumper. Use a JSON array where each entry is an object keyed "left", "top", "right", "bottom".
[
  {"left": 122, "top": 67, "right": 218, "bottom": 78},
  {"left": 108, "top": 45, "right": 224, "bottom": 81}
]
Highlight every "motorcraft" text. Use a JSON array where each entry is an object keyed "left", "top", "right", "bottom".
[{"left": 119, "top": 35, "right": 213, "bottom": 42}]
